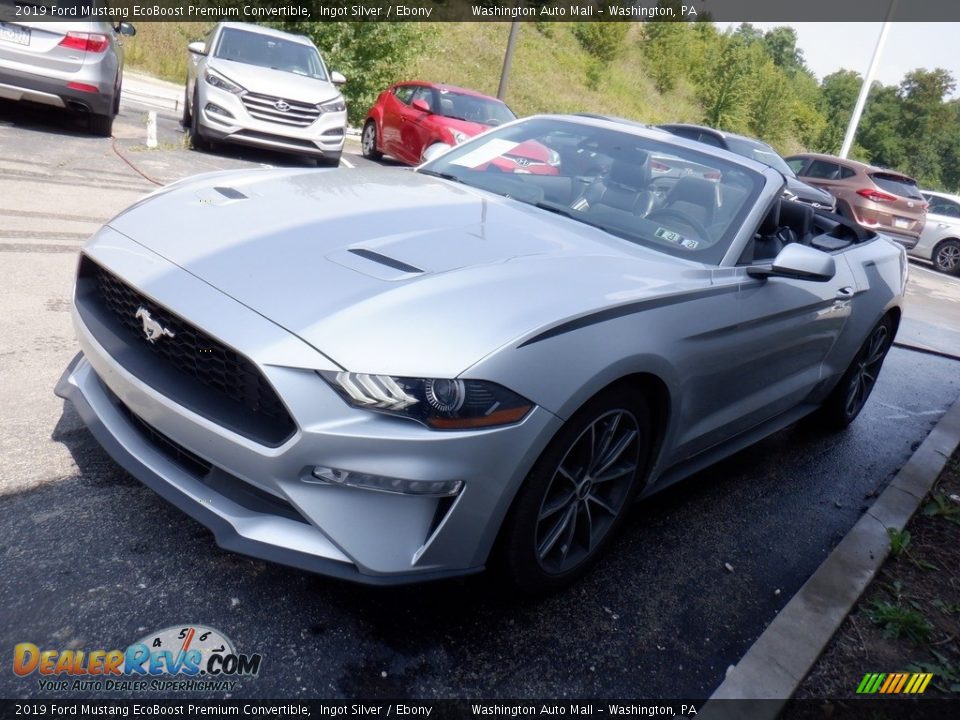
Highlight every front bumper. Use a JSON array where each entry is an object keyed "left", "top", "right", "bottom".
[
  {"left": 198, "top": 82, "right": 346, "bottom": 159},
  {"left": 56, "top": 230, "right": 561, "bottom": 583}
]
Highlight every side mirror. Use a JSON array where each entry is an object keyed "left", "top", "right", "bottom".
[
  {"left": 421, "top": 142, "right": 453, "bottom": 164},
  {"left": 331, "top": 71, "right": 346, "bottom": 86},
  {"left": 187, "top": 41, "right": 206, "bottom": 56},
  {"left": 411, "top": 98, "right": 431, "bottom": 114},
  {"left": 747, "top": 243, "right": 836, "bottom": 282},
  {"left": 117, "top": 23, "right": 136, "bottom": 37}
]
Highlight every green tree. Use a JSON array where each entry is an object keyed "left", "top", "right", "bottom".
[
  {"left": 698, "top": 35, "right": 754, "bottom": 132},
  {"left": 748, "top": 53, "right": 793, "bottom": 145},
  {"left": 572, "top": 21, "right": 628, "bottom": 64},
  {"left": 762, "top": 26, "right": 805, "bottom": 76},
  {"left": 641, "top": 21, "right": 689, "bottom": 93},
  {"left": 270, "top": 21, "right": 430, "bottom": 125},
  {"left": 817, "top": 70, "right": 861, "bottom": 154},
  {"left": 897, "top": 68, "right": 956, "bottom": 185}
]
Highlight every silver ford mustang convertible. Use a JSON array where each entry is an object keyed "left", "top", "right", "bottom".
[{"left": 57, "top": 116, "right": 907, "bottom": 592}]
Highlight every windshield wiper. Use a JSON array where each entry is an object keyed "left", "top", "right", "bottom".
[
  {"left": 532, "top": 202, "right": 650, "bottom": 243},
  {"left": 417, "top": 169, "right": 464, "bottom": 184}
]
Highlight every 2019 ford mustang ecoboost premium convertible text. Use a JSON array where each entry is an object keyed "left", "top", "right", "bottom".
[{"left": 56, "top": 116, "right": 907, "bottom": 592}]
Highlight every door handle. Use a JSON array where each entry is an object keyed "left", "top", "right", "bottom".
[{"left": 835, "top": 286, "right": 855, "bottom": 299}]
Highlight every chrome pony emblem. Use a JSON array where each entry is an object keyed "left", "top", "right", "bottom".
[{"left": 135, "top": 307, "right": 175, "bottom": 343}]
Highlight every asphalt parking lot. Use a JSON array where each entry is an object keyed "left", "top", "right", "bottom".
[{"left": 2, "top": 96, "right": 960, "bottom": 700}]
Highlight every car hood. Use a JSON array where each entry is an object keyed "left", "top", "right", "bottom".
[
  {"left": 786, "top": 176, "right": 835, "bottom": 208},
  {"left": 209, "top": 59, "right": 341, "bottom": 104},
  {"left": 106, "top": 168, "right": 704, "bottom": 377}
]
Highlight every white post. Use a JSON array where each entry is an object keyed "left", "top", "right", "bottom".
[
  {"left": 839, "top": 0, "right": 898, "bottom": 159},
  {"left": 146, "top": 110, "right": 157, "bottom": 149}
]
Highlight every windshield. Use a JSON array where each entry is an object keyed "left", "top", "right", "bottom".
[
  {"left": 726, "top": 137, "right": 795, "bottom": 177},
  {"left": 419, "top": 117, "right": 765, "bottom": 265},
  {"left": 214, "top": 28, "right": 327, "bottom": 81},
  {"left": 437, "top": 90, "right": 516, "bottom": 126}
]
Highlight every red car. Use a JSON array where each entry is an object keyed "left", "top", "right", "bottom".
[{"left": 361, "top": 81, "right": 558, "bottom": 174}]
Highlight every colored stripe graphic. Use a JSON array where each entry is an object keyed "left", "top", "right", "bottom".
[{"left": 857, "top": 672, "right": 933, "bottom": 694}]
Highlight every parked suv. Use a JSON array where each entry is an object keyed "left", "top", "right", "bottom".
[
  {"left": 184, "top": 22, "right": 347, "bottom": 165},
  {"left": 785, "top": 153, "right": 926, "bottom": 250},
  {"left": 0, "top": 2, "right": 135, "bottom": 136},
  {"left": 911, "top": 190, "right": 960, "bottom": 275},
  {"left": 657, "top": 123, "right": 836, "bottom": 211}
]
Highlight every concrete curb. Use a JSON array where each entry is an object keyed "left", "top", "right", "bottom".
[{"left": 698, "top": 394, "right": 960, "bottom": 719}]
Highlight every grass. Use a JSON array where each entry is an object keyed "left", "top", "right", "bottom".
[
  {"left": 121, "top": 21, "right": 703, "bottom": 126},
  {"left": 865, "top": 599, "right": 934, "bottom": 645}
]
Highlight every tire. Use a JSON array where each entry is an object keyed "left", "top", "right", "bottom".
[
  {"left": 814, "top": 316, "right": 895, "bottom": 431},
  {"left": 496, "top": 385, "right": 652, "bottom": 594},
  {"left": 932, "top": 239, "right": 960, "bottom": 276},
  {"left": 189, "top": 91, "right": 208, "bottom": 151},
  {"left": 181, "top": 84, "right": 191, "bottom": 128},
  {"left": 88, "top": 112, "right": 114, "bottom": 137},
  {"left": 361, "top": 120, "right": 382, "bottom": 160},
  {"left": 315, "top": 153, "right": 341, "bottom": 168}
]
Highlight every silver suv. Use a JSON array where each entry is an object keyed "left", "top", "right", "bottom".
[
  {"left": 184, "top": 23, "right": 347, "bottom": 166},
  {"left": 0, "top": 1, "right": 135, "bottom": 136}
]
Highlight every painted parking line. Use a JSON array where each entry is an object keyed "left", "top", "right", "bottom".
[
  {"left": 341, "top": 156, "right": 355, "bottom": 169},
  {"left": 909, "top": 261, "right": 960, "bottom": 284}
]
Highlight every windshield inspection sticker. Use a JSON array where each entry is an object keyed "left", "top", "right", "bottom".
[
  {"left": 655, "top": 227, "right": 683, "bottom": 244},
  {"left": 681, "top": 238, "right": 700, "bottom": 249}
]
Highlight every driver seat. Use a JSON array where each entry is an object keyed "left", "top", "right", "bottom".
[
  {"left": 578, "top": 150, "right": 654, "bottom": 215},
  {"left": 659, "top": 177, "right": 717, "bottom": 227}
]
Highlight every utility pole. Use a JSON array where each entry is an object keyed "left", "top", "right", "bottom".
[
  {"left": 839, "top": 0, "right": 898, "bottom": 158},
  {"left": 497, "top": 21, "right": 521, "bottom": 100}
]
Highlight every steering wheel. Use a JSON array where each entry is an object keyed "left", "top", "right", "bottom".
[{"left": 644, "top": 208, "right": 711, "bottom": 243}]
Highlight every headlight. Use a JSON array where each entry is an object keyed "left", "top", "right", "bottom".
[
  {"left": 451, "top": 130, "right": 468, "bottom": 145},
  {"left": 319, "top": 97, "right": 346, "bottom": 113},
  {"left": 204, "top": 69, "right": 244, "bottom": 95},
  {"left": 320, "top": 372, "right": 533, "bottom": 429}
]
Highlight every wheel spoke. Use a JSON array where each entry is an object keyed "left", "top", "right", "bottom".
[
  {"left": 559, "top": 503, "right": 578, "bottom": 563},
  {"left": 557, "top": 465, "right": 579, "bottom": 486},
  {"left": 593, "top": 414, "right": 621, "bottom": 470},
  {"left": 587, "top": 493, "right": 617, "bottom": 516},
  {"left": 593, "top": 461, "right": 635, "bottom": 484},
  {"left": 538, "top": 490, "right": 575, "bottom": 521},
  {"left": 582, "top": 502, "right": 594, "bottom": 554},
  {"left": 538, "top": 504, "right": 575, "bottom": 561},
  {"left": 594, "top": 428, "right": 638, "bottom": 477}
]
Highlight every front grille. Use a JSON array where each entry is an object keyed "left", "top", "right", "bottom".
[
  {"left": 77, "top": 256, "right": 296, "bottom": 446},
  {"left": 241, "top": 92, "right": 320, "bottom": 127},
  {"left": 119, "top": 402, "right": 213, "bottom": 478}
]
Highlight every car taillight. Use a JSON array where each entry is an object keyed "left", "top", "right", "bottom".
[
  {"left": 651, "top": 160, "right": 670, "bottom": 172},
  {"left": 703, "top": 170, "right": 722, "bottom": 181},
  {"left": 58, "top": 32, "right": 109, "bottom": 54},
  {"left": 856, "top": 188, "right": 898, "bottom": 203}
]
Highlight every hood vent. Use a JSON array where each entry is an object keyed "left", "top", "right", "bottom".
[
  {"left": 348, "top": 248, "right": 423, "bottom": 274},
  {"left": 214, "top": 186, "right": 248, "bottom": 200}
]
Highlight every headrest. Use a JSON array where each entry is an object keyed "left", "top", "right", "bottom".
[{"left": 758, "top": 199, "right": 782, "bottom": 235}]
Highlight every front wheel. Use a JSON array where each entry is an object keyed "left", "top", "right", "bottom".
[
  {"left": 189, "top": 91, "right": 209, "bottom": 151},
  {"left": 496, "top": 386, "right": 652, "bottom": 594},
  {"left": 814, "top": 316, "right": 894, "bottom": 431},
  {"left": 361, "top": 120, "right": 382, "bottom": 160},
  {"left": 933, "top": 239, "right": 960, "bottom": 276}
]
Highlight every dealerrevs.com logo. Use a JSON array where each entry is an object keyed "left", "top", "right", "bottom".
[{"left": 13, "top": 625, "right": 262, "bottom": 692}]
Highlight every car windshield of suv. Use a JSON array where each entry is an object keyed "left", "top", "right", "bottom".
[
  {"left": 418, "top": 117, "right": 765, "bottom": 265},
  {"left": 437, "top": 91, "right": 516, "bottom": 126},
  {"left": 871, "top": 173, "right": 923, "bottom": 200},
  {"left": 214, "top": 28, "right": 327, "bottom": 80},
  {"left": 725, "top": 137, "right": 796, "bottom": 177}
]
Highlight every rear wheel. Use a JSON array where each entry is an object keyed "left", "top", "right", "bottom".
[
  {"left": 933, "top": 239, "right": 960, "bottom": 275},
  {"left": 497, "top": 386, "right": 651, "bottom": 594},
  {"left": 815, "top": 316, "right": 894, "bottom": 431},
  {"left": 88, "top": 112, "right": 114, "bottom": 137},
  {"left": 361, "top": 120, "right": 382, "bottom": 160}
]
